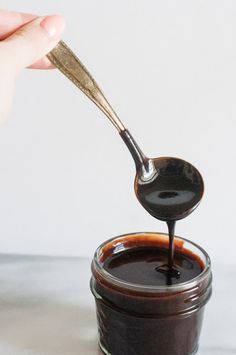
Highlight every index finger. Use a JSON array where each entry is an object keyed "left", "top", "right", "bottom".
[
  {"left": 0, "top": 9, "right": 36, "bottom": 39},
  {"left": 0, "top": 9, "right": 57, "bottom": 69}
]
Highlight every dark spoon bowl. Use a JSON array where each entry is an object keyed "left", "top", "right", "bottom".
[{"left": 135, "top": 157, "right": 204, "bottom": 222}]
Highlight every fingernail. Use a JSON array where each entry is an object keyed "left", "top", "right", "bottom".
[{"left": 40, "top": 15, "right": 65, "bottom": 39}]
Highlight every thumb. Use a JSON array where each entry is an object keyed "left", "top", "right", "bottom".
[{"left": 1, "top": 15, "right": 65, "bottom": 73}]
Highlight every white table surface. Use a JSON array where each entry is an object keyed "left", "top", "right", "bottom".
[{"left": 0, "top": 255, "right": 235, "bottom": 355}]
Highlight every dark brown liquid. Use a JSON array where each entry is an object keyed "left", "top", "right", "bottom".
[
  {"left": 134, "top": 157, "right": 203, "bottom": 222},
  {"left": 92, "top": 235, "right": 211, "bottom": 355},
  {"left": 103, "top": 245, "right": 202, "bottom": 286},
  {"left": 93, "top": 129, "right": 206, "bottom": 355},
  {"left": 120, "top": 129, "right": 204, "bottom": 276}
]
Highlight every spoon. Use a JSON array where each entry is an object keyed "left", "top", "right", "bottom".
[{"left": 47, "top": 41, "right": 204, "bottom": 271}]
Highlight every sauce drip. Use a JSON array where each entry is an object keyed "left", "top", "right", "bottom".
[{"left": 120, "top": 129, "right": 204, "bottom": 281}]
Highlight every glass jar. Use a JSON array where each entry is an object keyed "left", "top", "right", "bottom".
[{"left": 91, "top": 232, "right": 212, "bottom": 355}]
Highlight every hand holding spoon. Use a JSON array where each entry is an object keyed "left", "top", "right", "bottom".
[{"left": 47, "top": 41, "right": 204, "bottom": 273}]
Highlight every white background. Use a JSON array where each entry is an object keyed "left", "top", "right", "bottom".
[{"left": 0, "top": 0, "right": 235, "bottom": 264}]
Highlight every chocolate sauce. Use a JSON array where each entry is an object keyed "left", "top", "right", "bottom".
[
  {"left": 167, "top": 220, "right": 176, "bottom": 269},
  {"left": 91, "top": 233, "right": 212, "bottom": 355},
  {"left": 103, "top": 245, "right": 202, "bottom": 286},
  {"left": 120, "top": 129, "right": 204, "bottom": 276},
  {"left": 92, "top": 129, "right": 206, "bottom": 355}
]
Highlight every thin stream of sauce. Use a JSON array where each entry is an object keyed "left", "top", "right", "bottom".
[
  {"left": 120, "top": 129, "right": 204, "bottom": 280},
  {"left": 167, "top": 220, "right": 175, "bottom": 270}
]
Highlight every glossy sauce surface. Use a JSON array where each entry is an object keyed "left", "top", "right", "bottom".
[
  {"left": 135, "top": 157, "right": 204, "bottom": 222},
  {"left": 103, "top": 246, "right": 203, "bottom": 286}
]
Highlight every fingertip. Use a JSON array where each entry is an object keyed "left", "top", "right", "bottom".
[
  {"left": 40, "top": 14, "right": 66, "bottom": 39},
  {"left": 3, "top": 14, "right": 66, "bottom": 71}
]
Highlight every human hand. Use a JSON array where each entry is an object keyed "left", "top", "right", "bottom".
[{"left": 0, "top": 9, "right": 65, "bottom": 123}]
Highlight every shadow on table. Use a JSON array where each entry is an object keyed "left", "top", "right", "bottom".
[{"left": 0, "top": 299, "right": 101, "bottom": 355}]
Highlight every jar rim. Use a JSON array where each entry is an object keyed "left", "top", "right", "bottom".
[{"left": 92, "top": 232, "right": 211, "bottom": 293}]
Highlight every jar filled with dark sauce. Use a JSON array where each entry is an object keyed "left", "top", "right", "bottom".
[{"left": 91, "top": 232, "right": 212, "bottom": 355}]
